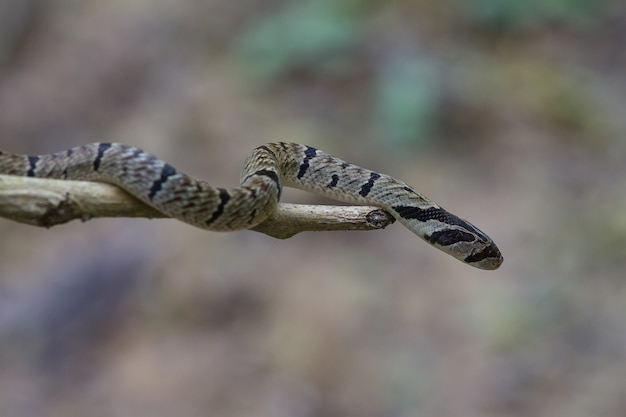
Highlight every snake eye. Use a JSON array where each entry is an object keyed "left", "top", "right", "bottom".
[{"left": 427, "top": 229, "right": 476, "bottom": 246}]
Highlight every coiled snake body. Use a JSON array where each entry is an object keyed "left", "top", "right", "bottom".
[{"left": 0, "top": 142, "right": 502, "bottom": 270}]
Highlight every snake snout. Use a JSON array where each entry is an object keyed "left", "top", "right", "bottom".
[{"left": 464, "top": 242, "right": 503, "bottom": 270}]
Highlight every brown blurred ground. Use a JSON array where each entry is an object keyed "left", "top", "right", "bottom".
[{"left": 1, "top": 1, "right": 626, "bottom": 416}]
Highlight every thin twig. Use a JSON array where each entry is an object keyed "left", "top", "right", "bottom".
[{"left": 0, "top": 174, "right": 395, "bottom": 238}]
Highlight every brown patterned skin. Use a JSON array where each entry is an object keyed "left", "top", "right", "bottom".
[{"left": 0, "top": 142, "right": 502, "bottom": 270}]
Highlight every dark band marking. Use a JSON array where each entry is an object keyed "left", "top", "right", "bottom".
[
  {"left": 63, "top": 149, "right": 72, "bottom": 177},
  {"left": 359, "top": 172, "right": 381, "bottom": 197},
  {"left": 296, "top": 146, "right": 318, "bottom": 179},
  {"left": 93, "top": 143, "right": 112, "bottom": 171},
  {"left": 242, "top": 169, "right": 281, "bottom": 200},
  {"left": 26, "top": 156, "right": 39, "bottom": 177},
  {"left": 242, "top": 169, "right": 280, "bottom": 186},
  {"left": 255, "top": 169, "right": 281, "bottom": 200},
  {"left": 341, "top": 162, "right": 350, "bottom": 169},
  {"left": 205, "top": 188, "right": 231, "bottom": 226},
  {"left": 253, "top": 169, "right": 280, "bottom": 187},
  {"left": 464, "top": 244, "right": 500, "bottom": 264},
  {"left": 148, "top": 163, "right": 177, "bottom": 200},
  {"left": 393, "top": 205, "right": 490, "bottom": 239},
  {"left": 393, "top": 206, "right": 460, "bottom": 225},
  {"left": 427, "top": 229, "right": 475, "bottom": 246},
  {"left": 328, "top": 174, "right": 339, "bottom": 188}
]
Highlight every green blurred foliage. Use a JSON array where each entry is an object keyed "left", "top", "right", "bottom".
[
  {"left": 233, "top": 0, "right": 367, "bottom": 80},
  {"left": 461, "top": 0, "right": 608, "bottom": 29},
  {"left": 374, "top": 56, "right": 442, "bottom": 147}
]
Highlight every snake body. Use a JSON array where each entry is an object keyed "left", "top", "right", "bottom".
[{"left": 0, "top": 142, "right": 502, "bottom": 270}]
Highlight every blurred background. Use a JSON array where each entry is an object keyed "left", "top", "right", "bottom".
[{"left": 0, "top": 0, "right": 625, "bottom": 416}]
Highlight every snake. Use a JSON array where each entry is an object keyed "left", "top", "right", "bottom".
[{"left": 0, "top": 142, "right": 502, "bottom": 270}]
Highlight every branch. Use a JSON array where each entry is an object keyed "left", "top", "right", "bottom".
[{"left": 0, "top": 174, "right": 395, "bottom": 239}]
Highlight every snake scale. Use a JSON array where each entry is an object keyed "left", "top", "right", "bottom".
[{"left": 0, "top": 142, "right": 502, "bottom": 270}]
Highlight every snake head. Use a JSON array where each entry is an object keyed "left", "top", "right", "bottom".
[
  {"left": 462, "top": 239, "right": 503, "bottom": 270},
  {"left": 391, "top": 203, "right": 503, "bottom": 270},
  {"left": 425, "top": 222, "right": 503, "bottom": 270}
]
